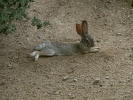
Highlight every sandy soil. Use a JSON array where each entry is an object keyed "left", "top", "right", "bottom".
[{"left": 0, "top": 0, "right": 133, "bottom": 100}]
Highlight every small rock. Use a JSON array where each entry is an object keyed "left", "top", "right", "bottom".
[
  {"left": 68, "top": 93, "right": 75, "bottom": 99},
  {"left": 19, "top": 42, "right": 23, "bottom": 44},
  {"left": 116, "top": 33, "right": 121, "bottom": 35},
  {"left": 73, "top": 78, "right": 78, "bottom": 82},
  {"left": 15, "top": 88, "right": 19, "bottom": 93},
  {"left": 62, "top": 76, "right": 69, "bottom": 81},
  {"left": 15, "top": 56, "right": 18, "bottom": 59},
  {"left": 8, "top": 64, "right": 13, "bottom": 69},
  {"left": 38, "top": 35, "right": 43, "bottom": 39},
  {"left": 53, "top": 90, "right": 60, "bottom": 95},
  {"left": 105, "top": 76, "right": 109, "bottom": 79},
  {"left": 95, "top": 77, "right": 100, "bottom": 81},
  {"left": 8, "top": 64, "right": 12, "bottom": 67},
  {"left": 93, "top": 77, "right": 100, "bottom": 85},
  {"left": 26, "top": 38, "right": 30, "bottom": 41},
  {"left": 96, "top": 40, "right": 100, "bottom": 42}
]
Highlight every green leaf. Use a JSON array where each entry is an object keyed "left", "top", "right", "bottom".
[
  {"left": 131, "top": 47, "right": 133, "bottom": 51},
  {"left": 32, "top": 17, "right": 42, "bottom": 29},
  {"left": 43, "top": 20, "right": 50, "bottom": 26}
]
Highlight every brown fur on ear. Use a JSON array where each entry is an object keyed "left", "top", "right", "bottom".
[
  {"left": 76, "top": 24, "right": 82, "bottom": 36},
  {"left": 81, "top": 20, "right": 88, "bottom": 34}
]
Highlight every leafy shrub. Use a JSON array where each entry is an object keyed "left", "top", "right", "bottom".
[{"left": 0, "top": 0, "right": 34, "bottom": 34}]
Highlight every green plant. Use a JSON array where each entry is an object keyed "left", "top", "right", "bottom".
[
  {"left": 0, "top": 0, "right": 34, "bottom": 34},
  {"left": 43, "top": 20, "right": 50, "bottom": 26},
  {"left": 131, "top": 47, "right": 133, "bottom": 51},
  {"left": 32, "top": 17, "right": 42, "bottom": 29},
  {"left": 32, "top": 17, "right": 50, "bottom": 29}
]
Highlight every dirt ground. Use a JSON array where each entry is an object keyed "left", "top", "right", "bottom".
[{"left": 0, "top": 0, "right": 133, "bottom": 100}]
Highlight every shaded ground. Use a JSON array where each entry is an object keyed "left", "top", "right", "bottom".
[{"left": 0, "top": 0, "right": 133, "bottom": 100}]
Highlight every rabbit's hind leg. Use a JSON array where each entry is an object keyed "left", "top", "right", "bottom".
[
  {"left": 30, "top": 51, "right": 38, "bottom": 57},
  {"left": 39, "top": 49, "right": 56, "bottom": 57},
  {"left": 89, "top": 47, "right": 99, "bottom": 53},
  {"left": 29, "top": 49, "right": 56, "bottom": 61},
  {"left": 35, "top": 52, "right": 39, "bottom": 61},
  {"left": 30, "top": 51, "right": 40, "bottom": 61}
]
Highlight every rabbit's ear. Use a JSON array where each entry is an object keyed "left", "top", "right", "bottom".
[
  {"left": 82, "top": 20, "right": 88, "bottom": 34},
  {"left": 76, "top": 24, "right": 83, "bottom": 36}
]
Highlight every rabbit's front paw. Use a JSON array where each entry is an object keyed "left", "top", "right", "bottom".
[{"left": 90, "top": 47, "right": 99, "bottom": 53}]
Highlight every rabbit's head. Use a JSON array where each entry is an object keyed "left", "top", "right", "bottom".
[{"left": 76, "top": 20, "right": 94, "bottom": 47}]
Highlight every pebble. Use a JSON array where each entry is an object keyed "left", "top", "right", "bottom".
[
  {"left": 38, "top": 35, "right": 43, "bottom": 39},
  {"left": 68, "top": 93, "right": 75, "bottom": 99},
  {"left": 62, "top": 76, "right": 69, "bottom": 81},
  {"left": 105, "top": 76, "right": 109, "bottom": 79},
  {"left": 15, "top": 56, "right": 18, "bottom": 59},
  {"left": 95, "top": 77, "right": 100, "bottom": 81},
  {"left": 19, "top": 42, "right": 23, "bottom": 44},
  {"left": 8, "top": 64, "right": 12, "bottom": 67},
  {"left": 26, "top": 38, "right": 30, "bottom": 41},
  {"left": 15, "top": 88, "right": 20, "bottom": 93},
  {"left": 96, "top": 40, "right": 100, "bottom": 42},
  {"left": 68, "top": 93, "right": 71, "bottom": 96},
  {"left": 117, "top": 33, "right": 121, "bottom": 35},
  {"left": 73, "top": 78, "right": 78, "bottom": 82},
  {"left": 8, "top": 64, "right": 13, "bottom": 69},
  {"left": 93, "top": 77, "right": 100, "bottom": 84}
]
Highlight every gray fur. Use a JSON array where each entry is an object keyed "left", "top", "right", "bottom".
[{"left": 29, "top": 20, "right": 99, "bottom": 61}]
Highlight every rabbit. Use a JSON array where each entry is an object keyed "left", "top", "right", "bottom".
[{"left": 30, "top": 20, "right": 99, "bottom": 61}]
